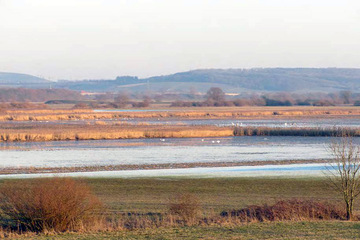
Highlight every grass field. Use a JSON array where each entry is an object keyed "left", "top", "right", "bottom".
[
  {"left": 0, "top": 177, "right": 349, "bottom": 214},
  {"left": 83, "top": 177, "right": 346, "bottom": 214},
  {"left": 12, "top": 222, "right": 360, "bottom": 239},
  {"left": 2, "top": 177, "right": 360, "bottom": 239}
]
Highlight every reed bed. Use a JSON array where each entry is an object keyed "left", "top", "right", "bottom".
[
  {"left": 0, "top": 122, "right": 359, "bottom": 142},
  {"left": 0, "top": 123, "right": 234, "bottom": 142},
  {"left": 233, "top": 126, "right": 360, "bottom": 137},
  {"left": 1, "top": 106, "right": 360, "bottom": 122}
]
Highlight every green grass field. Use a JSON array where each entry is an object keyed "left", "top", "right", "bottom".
[
  {"left": 14, "top": 222, "right": 360, "bottom": 239},
  {"left": 84, "top": 177, "right": 346, "bottom": 214},
  {"left": 3, "top": 177, "right": 360, "bottom": 239}
]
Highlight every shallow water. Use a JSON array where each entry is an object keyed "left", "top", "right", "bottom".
[
  {"left": 4, "top": 117, "right": 360, "bottom": 129},
  {"left": 121, "top": 118, "right": 360, "bottom": 128},
  {"left": 0, "top": 136, "right": 357, "bottom": 169},
  {"left": 0, "top": 163, "right": 330, "bottom": 179}
]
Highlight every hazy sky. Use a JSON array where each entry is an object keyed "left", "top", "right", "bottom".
[{"left": 0, "top": 0, "right": 360, "bottom": 80}]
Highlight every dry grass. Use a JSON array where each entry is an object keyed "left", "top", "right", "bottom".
[
  {"left": 3, "top": 222, "right": 360, "bottom": 240},
  {"left": 0, "top": 123, "right": 233, "bottom": 142},
  {"left": 233, "top": 126, "right": 360, "bottom": 137},
  {"left": 0, "top": 121, "right": 359, "bottom": 142},
  {"left": 100, "top": 200, "right": 345, "bottom": 230},
  {"left": 0, "top": 199, "right": 342, "bottom": 234},
  {"left": 168, "top": 193, "right": 202, "bottom": 225},
  {"left": 220, "top": 199, "right": 345, "bottom": 222},
  {"left": 1, "top": 106, "right": 360, "bottom": 122}
]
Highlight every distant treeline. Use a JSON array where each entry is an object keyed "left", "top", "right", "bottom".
[
  {"left": 0, "top": 102, "right": 49, "bottom": 111},
  {"left": 0, "top": 88, "right": 83, "bottom": 102},
  {"left": 1, "top": 86, "right": 360, "bottom": 109},
  {"left": 171, "top": 87, "right": 360, "bottom": 107}
]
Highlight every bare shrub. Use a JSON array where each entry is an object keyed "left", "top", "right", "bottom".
[
  {"left": 72, "top": 102, "right": 90, "bottom": 109},
  {"left": 114, "top": 92, "right": 130, "bottom": 108},
  {"left": 131, "top": 98, "right": 151, "bottom": 108},
  {"left": 220, "top": 199, "right": 344, "bottom": 222},
  {"left": 326, "top": 134, "right": 360, "bottom": 220},
  {"left": 168, "top": 193, "right": 201, "bottom": 225},
  {"left": 0, "top": 178, "right": 102, "bottom": 233}
]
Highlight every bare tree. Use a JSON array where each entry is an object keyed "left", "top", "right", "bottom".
[
  {"left": 326, "top": 134, "right": 360, "bottom": 220},
  {"left": 340, "top": 91, "right": 352, "bottom": 104},
  {"left": 114, "top": 91, "right": 129, "bottom": 107},
  {"left": 205, "top": 87, "right": 225, "bottom": 102}
]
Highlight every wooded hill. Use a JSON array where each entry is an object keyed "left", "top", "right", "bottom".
[{"left": 2, "top": 68, "right": 360, "bottom": 93}]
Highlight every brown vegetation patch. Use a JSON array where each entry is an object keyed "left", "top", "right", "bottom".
[
  {"left": 169, "top": 193, "right": 202, "bottom": 225},
  {"left": 0, "top": 178, "right": 102, "bottom": 233},
  {"left": 1, "top": 106, "right": 360, "bottom": 122},
  {"left": 234, "top": 126, "right": 360, "bottom": 137},
  {"left": 220, "top": 199, "right": 345, "bottom": 222},
  {"left": 0, "top": 121, "right": 359, "bottom": 142},
  {"left": 0, "top": 123, "right": 233, "bottom": 142}
]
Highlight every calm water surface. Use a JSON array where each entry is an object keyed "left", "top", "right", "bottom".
[{"left": 1, "top": 136, "right": 358, "bottom": 169}]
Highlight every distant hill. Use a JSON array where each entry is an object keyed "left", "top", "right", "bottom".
[
  {"left": 0, "top": 72, "right": 52, "bottom": 88},
  {"left": 55, "top": 68, "right": 360, "bottom": 93},
  {"left": 2, "top": 68, "right": 360, "bottom": 93},
  {"left": 143, "top": 68, "right": 360, "bottom": 93},
  {"left": 55, "top": 76, "right": 143, "bottom": 92}
]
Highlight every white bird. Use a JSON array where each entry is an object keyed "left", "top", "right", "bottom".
[
  {"left": 212, "top": 141, "right": 215, "bottom": 143},
  {"left": 160, "top": 139, "right": 166, "bottom": 142},
  {"left": 216, "top": 140, "right": 220, "bottom": 143},
  {"left": 201, "top": 139, "right": 204, "bottom": 142}
]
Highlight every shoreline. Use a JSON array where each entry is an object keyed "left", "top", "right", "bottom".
[{"left": 0, "top": 159, "right": 329, "bottom": 175}]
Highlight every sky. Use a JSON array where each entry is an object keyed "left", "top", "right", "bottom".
[{"left": 0, "top": 0, "right": 360, "bottom": 80}]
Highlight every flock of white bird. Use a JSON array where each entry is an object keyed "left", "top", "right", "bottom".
[
  {"left": 158, "top": 121, "right": 296, "bottom": 143},
  {"left": 159, "top": 138, "right": 221, "bottom": 143},
  {"left": 231, "top": 122, "right": 296, "bottom": 127}
]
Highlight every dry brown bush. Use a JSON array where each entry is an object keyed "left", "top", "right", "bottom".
[
  {"left": 220, "top": 199, "right": 345, "bottom": 222},
  {"left": 168, "top": 193, "right": 201, "bottom": 225},
  {"left": 72, "top": 103, "right": 91, "bottom": 109},
  {"left": 0, "top": 178, "right": 102, "bottom": 233}
]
